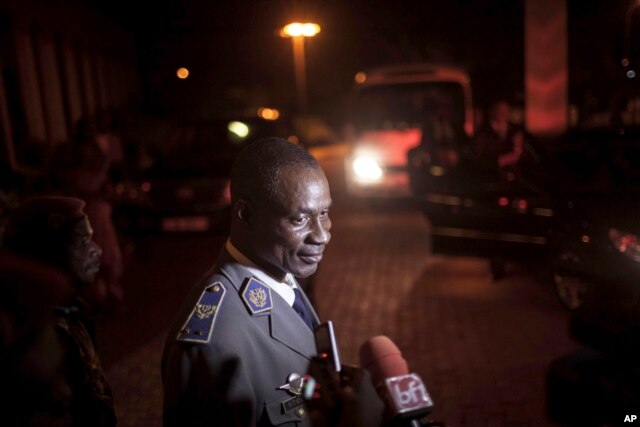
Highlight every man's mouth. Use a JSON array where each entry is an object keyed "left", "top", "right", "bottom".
[
  {"left": 86, "top": 263, "right": 101, "bottom": 274},
  {"left": 298, "top": 252, "right": 323, "bottom": 264}
]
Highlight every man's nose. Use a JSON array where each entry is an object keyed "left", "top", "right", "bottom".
[
  {"left": 90, "top": 243, "right": 103, "bottom": 259},
  {"left": 309, "top": 218, "right": 331, "bottom": 245}
]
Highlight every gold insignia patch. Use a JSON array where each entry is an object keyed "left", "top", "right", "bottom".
[
  {"left": 240, "top": 277, "right": 273, "bottom": 315},
  {"left": 249, "top": 288, "right": 268, "bottom": 308},
  {"left": 195, "top": 304, "right": 216, "bottom": 319}
]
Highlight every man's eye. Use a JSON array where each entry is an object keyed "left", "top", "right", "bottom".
[
  {"left": 292, "top": 217, "right": 309, "bottom": 226},
  {"left": 320, "top": 210, "right": 330, "bottom": 219}
]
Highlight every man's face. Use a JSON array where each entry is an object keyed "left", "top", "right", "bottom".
[
  {"left": 492, "top": 102, "right": 510, "bottom": 122},
  {"left": 67, "top": 216, "right": 102, "bottom": 284},
  {"left": 249, "top": 166, "right": 332, "bottom": 279}
]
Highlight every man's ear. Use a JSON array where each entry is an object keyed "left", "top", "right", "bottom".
[{"left": 235, "top": 199, "right": 252, "bottom": 226}]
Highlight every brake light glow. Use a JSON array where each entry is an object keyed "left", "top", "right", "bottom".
[
  {"left": 517, "top": 199, "right": 528, "bottom": 212},
  {"left": 609, "top": 228, "right": 640, "bottom": 262}
]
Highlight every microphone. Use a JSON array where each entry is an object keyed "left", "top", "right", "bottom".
[{"left": 360, "top": 336, "right": 435, "bottom": 427}]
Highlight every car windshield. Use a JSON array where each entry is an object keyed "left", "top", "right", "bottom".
[{"left": 350, "top": 82, "right": 466, "bottom": 131}]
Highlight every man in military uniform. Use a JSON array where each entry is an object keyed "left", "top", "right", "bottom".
[
  {"left": 162, "top": 138, "right": 341, "bottom": 426},
  {"left": 163, "top": 138, "right": 385, "bottom": 426}
]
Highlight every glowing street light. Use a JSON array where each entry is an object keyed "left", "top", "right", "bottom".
[
  {"left": 176, "top": 67, "right": 190, "bottom": 79},
  {"left": 257, "top": 107, "right": 280, "bottom": 121},
  {"left": 280, "top": 23, "right": 321, "bottom": 38},
  {"left": 280, "top": 22, "right": 321, "bottom": 113}
]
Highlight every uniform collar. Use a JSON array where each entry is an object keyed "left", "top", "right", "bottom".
[
  {"left": 226, "top": 240, "right": 296, "bottom": 306},
  {"left": 218, "top": 243, "right": 318, "bottom": 360}
]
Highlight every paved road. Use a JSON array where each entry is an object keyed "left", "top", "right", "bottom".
[{"left": 97, "top": 146, "right": 578, "bottom": 426}]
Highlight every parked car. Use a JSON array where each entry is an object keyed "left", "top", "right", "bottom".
[
  {"left": 409, "top": 127, "right": 640, "bottom": 352},
  {"left": 408, "top": 135, "right": 553, "bottom": 279},
  {"left": 113, "top": 112, "right": 296, "bottom": 234},
  {"left": 545, "top": 131, "right": 640, "bottom": 427},
  {"left": 544, "top": 130, "right": 640, "bottom": 356}
]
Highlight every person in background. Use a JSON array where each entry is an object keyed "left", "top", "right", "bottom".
[
  {"left": 473, "top": 101, "right": 540, "bottom": 281},
  {"left": 0, "top": 250, "right": 73, "bottom": 426},
  {"left": 472, "top": 100, "right": 540, "bottom": 174},
  {"left": 49, "top": 117, "right": 125, "bottom": 306},
  {"left": 3, "top": 196, "right": 116, "bottom": 427},
  {"left": 94, "top": 110, "right": 125, "bottom": 184}
]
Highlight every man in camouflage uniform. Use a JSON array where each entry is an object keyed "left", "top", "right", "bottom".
[{"left": 3, "top": 196, "right": 116, "bottom": 426}]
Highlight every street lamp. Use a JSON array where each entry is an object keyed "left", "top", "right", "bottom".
[{"left": 280, "top": 22, "right": 321, "bottom": 114}]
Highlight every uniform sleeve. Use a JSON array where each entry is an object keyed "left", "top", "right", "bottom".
[{"left": 163, "top": 340, "right": 255, "bottom": 427}]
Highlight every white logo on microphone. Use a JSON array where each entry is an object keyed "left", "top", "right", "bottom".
[{"left": 386, "top": 373, "right": 433, "bottom": 413}]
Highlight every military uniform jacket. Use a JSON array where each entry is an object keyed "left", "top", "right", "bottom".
[
  {"left": 162, "top": 250, "right": 320, "bottom": 427},
  {"left": 56, "top": 300, "right": 117, "bottom": 427}
]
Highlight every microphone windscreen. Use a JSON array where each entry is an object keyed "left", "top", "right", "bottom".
[{"left": 359, "top": 336, "right": 409, "bottom": 386}]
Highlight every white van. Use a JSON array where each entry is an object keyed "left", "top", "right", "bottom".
[{"left": 343, "top": 62, "right": 474, "bottom": 197}]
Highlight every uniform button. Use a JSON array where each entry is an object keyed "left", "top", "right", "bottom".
[{"left": 296, "top": 408, "right": 305, "bottom": 418}]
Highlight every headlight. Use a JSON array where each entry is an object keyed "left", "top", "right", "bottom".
[
  {"left": 352, "top": 156, "right": 383, "bottom": 181},
  {"left": 609, "top": 228, "right": 640, "bottom": 262}
]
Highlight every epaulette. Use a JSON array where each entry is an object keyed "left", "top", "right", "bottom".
[{"left": 177, "top": 282, "right": 226, "bottom": 343}]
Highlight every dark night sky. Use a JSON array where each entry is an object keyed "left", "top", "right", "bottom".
[{"left": 84, "top": 0, "right": 637, "bottom": 122}]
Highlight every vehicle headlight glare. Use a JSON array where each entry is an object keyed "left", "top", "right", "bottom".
[
  {"left": 228, "top": 121, "right": 250, "bottom": 139},
  {"left": 609, "top": 228, "right": 640, "bottom": 262},
  {"left": 353, "top": 157, "right": 382, "bottom": 181}
]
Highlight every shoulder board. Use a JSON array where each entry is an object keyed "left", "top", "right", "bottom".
[{"left": 177, "top": 282, "right": 226, "bottom": 343}]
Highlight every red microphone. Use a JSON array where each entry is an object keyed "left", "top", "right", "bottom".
[{"left": 360, "top": 336, "right": 434, "bottom": 426}]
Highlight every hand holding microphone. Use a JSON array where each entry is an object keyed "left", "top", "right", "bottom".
[{"left": 305, "top": 321, "right": 385, "bottom": 427}]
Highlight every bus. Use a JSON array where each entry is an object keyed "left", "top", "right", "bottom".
[{"left": 343, "top": 62, "right": 474, "bottom": 197}]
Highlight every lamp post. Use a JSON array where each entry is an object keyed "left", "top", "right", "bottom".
[{"left": 280, "top": 22, "right": 321, "bottom": 114}]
